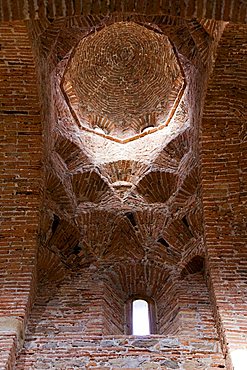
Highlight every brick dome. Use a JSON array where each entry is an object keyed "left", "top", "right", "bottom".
[
  {"left": 2, "top": 2, "right": 246, "bottom": 369},
  {"left": 63, "top": 22, "right": 185, "bottom": 140}
]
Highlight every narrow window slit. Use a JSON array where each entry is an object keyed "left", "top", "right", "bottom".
[
  {"left": 181, "top": 216, "right": 193, "bottom": 237},
  {"left": 125, "top": 212, "right": 137, "bottom": 228},
  {"left": 157, "top": 237, "right": 170, "bottom": 249},
  {"left": 132, "top": 299, "right": 150, "bottom": 335},
  {"left": 52, "top": 214, "right": 60, "bottom": 233}
]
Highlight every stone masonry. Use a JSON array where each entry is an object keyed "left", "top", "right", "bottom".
[{"left": 0, "top": 1, "right": 246, "bottom": 370}]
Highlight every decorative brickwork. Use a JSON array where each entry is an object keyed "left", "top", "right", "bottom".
[
  {"left": 0, "top": 2, "right": 246, "bottom": 370},
  {"left": 1, "top": 0, "right": 247, "bottom": 23},
  {"left": 63, "top": 21, "right": 185, "bottom": 140}
]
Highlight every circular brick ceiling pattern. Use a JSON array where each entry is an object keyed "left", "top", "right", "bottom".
[{"left": 63, "top": 22, "right": 185, "bottom": 140}]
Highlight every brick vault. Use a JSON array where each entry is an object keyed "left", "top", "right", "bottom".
[{"left": 0, "top": 1, "right": 246, "bottom": 370}]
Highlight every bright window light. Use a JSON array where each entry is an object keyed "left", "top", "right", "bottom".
[
  {"left": 231, "top": 349, "right": 247, "bottom": 370},
  {"left": 132, "top": 299, "right": 150, "bottom": 335}
]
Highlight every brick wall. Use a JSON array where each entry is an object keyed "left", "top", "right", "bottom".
[
  {"left": 158, "top": 272, "right": 219, "bottom": 339},
  {"left": 16, "top": 336, "right": 225, "bottom": 369},
  {"left": 0, "top": 0, "right": 247, "bottom": 23},
  {"left": 0, "top": 21, "right": 42, "bottom": 369},
  {"left": 16, "top": 269, "right": 225, "bottom": 369},
  {"left": 201, "top": 22, "right": 247, "bottom": 368},
  {"left": 1, "top": 6, "right": 246, "bottom": 370},
  {"left": 0, "top": 335, "right": 17, "bottom": 370}
]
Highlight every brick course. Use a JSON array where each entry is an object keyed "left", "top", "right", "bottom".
[
  {"left": 0, "top": 21, "right": 42, "bottom": 369},
  {"left": 0, "top": 4, "right": 246, "bottom": 370},
  {"left": 201, "top": 22, "right": 247, "bottom": 366},
  {"left": 0, "top": 0, "right": 247, "bottom": 23},
  {"left": 16, "top": 270, "right": 225, "bottom": 369}
]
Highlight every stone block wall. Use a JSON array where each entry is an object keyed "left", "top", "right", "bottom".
[{"left": 16, "top": 335, "right": 225, "bottom": 369}]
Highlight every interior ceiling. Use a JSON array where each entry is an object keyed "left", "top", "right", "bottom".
[
  {"left": 63, "top": 22, "right": 185, "bottom": 140},
  {"left": 38, "top": 16, "right": 224, "bottom": 284}
]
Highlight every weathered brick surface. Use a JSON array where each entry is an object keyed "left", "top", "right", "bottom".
[
  {"left": 16, "top": 266, "right": 224, "bottom": 370},
  {"left": 63, "top": 21, "right": 185, "bottom": 141},
  {"left": 0, "top": 0, "right": 247, "bottom": 23},
  {"left": 0, "top": 4, "right": 246, "bottom": 370},
  {"left": 16, "top": 271, "right": 225, "bottom": 369},
  {"left": 0, "top": 21, "right": 42, "bottom": 369},
  {"left": 0, "top": 334, "right": 17, "bottom": 370},
  {"left": 201, "top": 23, "right": 247, "bottom": 366}
]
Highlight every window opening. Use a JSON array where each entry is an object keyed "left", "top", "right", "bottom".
[
  {"left": 93, "top": 126, "right": 106, "bottom": 135},
  {"left": 72, "top": 243, "right": 82, "bottom": 255},
  {"left": 52, "top": 214, "right": 60, "bottom": 233},
  {"left": 132, "top": 299, "right": 150, "bottom": 335},
  {"left": 181, "top": 216, "right": 193, "bottom": 237},
  {"left": 141, "top": 125, "right": 155, "bottom": 133},
  {"left": 125, "top": 212, "right": 137, "bottom": 228},
  {"left": 157, "top": 237, "right": 170, "bottom": 249}
]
